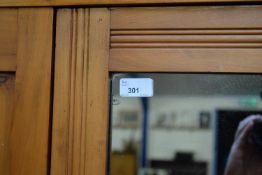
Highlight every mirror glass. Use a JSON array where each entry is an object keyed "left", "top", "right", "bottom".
[{"left": 109, "top": 73, "right": 262, "bottom": 175}]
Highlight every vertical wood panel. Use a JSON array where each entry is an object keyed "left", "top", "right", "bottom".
[
  {"left": 11, "top": 8, "right": 53, "bottom": 175},
  {"left": 51, "top": 8, "right": 110, "bottom": 175},
  {"left": 0, "top": 9, "right": 18, "bottom": 71},
  {"left": 85, "top": 8, "right": 110, "bottom": 175},
  {"left": 51, "top": 9, "right": 90, "bottom": 175},
  {"left": 0, "top": 75, "right": 15, "bottom": 175}
]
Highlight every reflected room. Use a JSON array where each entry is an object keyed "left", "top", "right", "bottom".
[{"left": 109, "top": 73, "right": 262, "bottom": 175}]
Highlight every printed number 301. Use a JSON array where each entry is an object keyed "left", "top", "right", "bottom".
[{"left": 128, "top": 88, "right": 139, "bottom": 93}]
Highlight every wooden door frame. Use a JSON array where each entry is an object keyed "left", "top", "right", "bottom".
[
  {"left": 51, "top": 6, "right": 262, "bottom": 175},
  {"left": 51, "top": 8, "right": 110, "bottom": 175}
]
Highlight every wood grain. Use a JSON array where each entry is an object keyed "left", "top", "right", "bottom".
[
  {"left": 0, "top": 74, "right": 15, "bottom": 175},
  {"left": 51, "top": 8, "right": 90, "bottom": 175},
  {"left": 111, "top": 29, "right": 262, "bottom": 48},
  {"left": 109, "top": 48, "right": 262, "bottom": 72},
  {"left": 0, "top": 57, "right": 17, "bottom": 72},
  {"left": 112, "top": 35, "right": 262, "bottom": 43},
  {"left": 51, "top": 8, "right": 110, "bottom": 175},
  {"left": 0, "top": 9, "right": 18, "bottom": 71},
  {"left": 10, "top": 8, "right": 53, "bottom": 175},
  {"left": 110, "top": 6, "right": 262, "bottom": 73},
  {"left": 85, "top": 8, "right": 110, "bottom": 175},
  {"left": 111, "top": 29, "right": 262, "bottom": 35},
  {"left": 111, "top": 6, "right": 262, "bottom": 30},
  {"left": 0, "top": 0, "right": 262, "bottom": 7},
  {"left": 111, "top": 34, "right": 262, "bottom": 48},
  {"left": 111, "top": 43, "right": 262, "bottom": 48}
]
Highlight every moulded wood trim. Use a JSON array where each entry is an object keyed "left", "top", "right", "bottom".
[
  {"left": 51, "top": 9, "right": 91, "bottom": 175},
  {"left": 111, "top": 34, "right": 262, "bottom": 48},
  {"left": 51, "top": 8, "right": 110, "bottom": 175},
  {"left": 111, "top": 43, "right": 262, "bottom": 48},
  {"left": 0, "top": 0, "right": 262, "bottom": 7},
  {"left": 110, "top": 6, "right": 262, "bottom": 73},
  {"left": 111, "top": 29, "right": 262, "bottom": 35},
  {"left": 111, "top": 35, "right": 262, "bottom": 43}
]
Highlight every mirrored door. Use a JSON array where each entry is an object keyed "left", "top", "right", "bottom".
[{"left": 109, "top": 73, "right": 262, "bottom": 175}]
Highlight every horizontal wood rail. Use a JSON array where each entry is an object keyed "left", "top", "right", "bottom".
[
  {"left": 111, "top": 6, "right": 262, "bottom": 30},
  {"left": 0, "top": 0, "right": 262, "bottom": 7},
  {"left": 111, "top": 29, "right": 262, "bottom": 48},
  {"left": 109, "top": 48, "right": 262, "bottom": 72},
  {"left": 111, "top": 29, "right": 262, "bottom": 35},
  {"left": 111, "top": 35, "right": 262, "bottom": 43}
]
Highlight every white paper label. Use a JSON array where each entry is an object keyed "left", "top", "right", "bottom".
[{"left": 120, "top": 78, "right": 154, "bottom": 97}]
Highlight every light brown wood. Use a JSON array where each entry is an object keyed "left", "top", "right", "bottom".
[
  {"left": 0, "top": 0, "right": 262, "bottom": 7},
  {"left": 10, "top": 8, "right": 53, "bottom": 175},
  {"left": 110, "top": 6, "right": 262, "bottom": 73},
  {"left": 0, "top": 74, "right": 15, "bottom": 175},
  {"left": 112, "top": 35, "right": 262, "bottom": 43},
  {"left": 111, "top": 29, "right": 262, "bottom": 35},
  {"left": 51, "top": 8, "right": 110, "bottom": 175},
  {"left": 0, "top": 57, "right": 17, "bottom": 72},
  {"left": 111, "top": 29, "right": 262, "bottom": 48},
  {"left": 51, "top": 8, "right": 90, "bottom": 175},
  {"left": 111, "top": 34, "right": 262, "bottom": 48},
  {"left": 111, "top": 43, "right": 262, "bottom": 48},
  {"left": 0, "top": 9, "right": 18, "bottom": 71},
  {"left": 85, "top": 8, "right": 110, "bottom": 175},
  {"left": 50, "top": 5, "right": 262, "bottom": 175},
  {"left": 111, "top": 6, "right": 262, "bottom": 30},
  {"left": 109, "top": 48, "right": 262, "bottom": 72}
]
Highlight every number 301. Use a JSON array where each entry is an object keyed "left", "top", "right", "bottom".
[{"left": 128, "top": 88, "right": 139, "bottom": 93}]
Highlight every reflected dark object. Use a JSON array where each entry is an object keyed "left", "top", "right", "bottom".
[
  {"left": 251, "top": 120, "right": 262, "bottom": 153},
  {"left": 199, "top": 111, "right": 211, "bottom": 129},
  {"left": 150, "top": 152, "right": 207, "bottom": 175},
  {"left": 215, "top": 110, "right": 262, "bottom": 175}
]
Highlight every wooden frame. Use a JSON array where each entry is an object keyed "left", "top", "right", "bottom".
[
  {"left": 52, "top": 5, "right": 262, "bottom": 175},
  {"left": 1, "top": 0, "right": 262, "bottom": 7},
  {"left": 0, "top": 3, "right": 261, "bottom": 175},
  {"left": 110, "top": 6, "right": 262, "bottom": 72},
  {"left": 51, "top": 8, "right": 110, "bottom": 175}
]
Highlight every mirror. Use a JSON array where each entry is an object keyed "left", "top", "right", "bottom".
[{"left": 109, "top": 73, "right": 262, "bottom": 175}]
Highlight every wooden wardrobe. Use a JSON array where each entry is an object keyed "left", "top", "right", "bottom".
[{"left": 0, "top": 1, "right": 261, "bottom": 175}]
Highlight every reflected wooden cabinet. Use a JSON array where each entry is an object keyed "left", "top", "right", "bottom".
[
  {"left": 0, "top": 4, "right": 262, "bottom": 175},
  {"left": 111, "top": 153, "right": 136, "bottom": 175}
]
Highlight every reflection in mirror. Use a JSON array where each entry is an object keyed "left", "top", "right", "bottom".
[{"left": 109, "top": 74, "right": 262, "bottom": 175}]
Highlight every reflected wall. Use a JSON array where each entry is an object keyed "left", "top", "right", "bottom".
[{"left": 109, "top": 74, "right": 262, "bottom": 175}]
